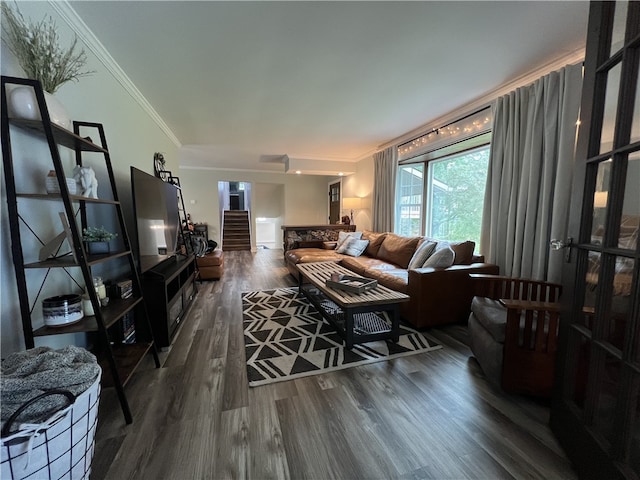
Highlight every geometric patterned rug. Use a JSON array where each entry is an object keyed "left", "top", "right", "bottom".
[{"left": 242, "top": 287, "right": 443, "bottom": 387}]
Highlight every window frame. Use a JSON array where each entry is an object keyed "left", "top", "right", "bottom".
[{"left": 395, "top": 131, "right": 492, "bottom": 245}]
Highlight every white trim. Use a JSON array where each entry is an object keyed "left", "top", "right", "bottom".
[
  {"left": 49, "top": 1, "right": 182, "bottom": 148},
  {"left": 181, "top": 165, "right": 285, "bottom": 174},
  {"left": 377, "top": 48, "right": 585, "bottom": 153}
]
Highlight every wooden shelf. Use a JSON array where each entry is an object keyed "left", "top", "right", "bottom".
[
  {"left": 10, "top": 118, "right": 107, "bottom": 153},
  {"left": 16, "top": 192, "right": 119, "bottom": 205},
  {"left": 33, "top": 296, "right": 143, "bottom": 337},
  {"left": 24, "top": 250, "right": 132, "bottom": 268}
]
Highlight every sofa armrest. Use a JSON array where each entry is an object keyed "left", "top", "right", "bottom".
[{"left": 406, "top": 263, "right": 500, "bottom": 327}]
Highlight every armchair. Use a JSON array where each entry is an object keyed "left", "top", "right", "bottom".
[{"left": 467, "top": 274, "right": 562, "bottom": 397}]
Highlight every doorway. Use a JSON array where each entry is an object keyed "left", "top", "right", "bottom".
[
  {"left": 328, "top": 180, "right": 341, "bottom": 224},
  {"left": 218, "top": 181, "right": 252, "bottom": 251},
  {"left": 253, "top": 183, "right": 284, "bottom": 249}
]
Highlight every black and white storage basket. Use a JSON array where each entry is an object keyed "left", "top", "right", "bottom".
[{"left": 1, "top": 372, "right": 101, "bottom": 480}]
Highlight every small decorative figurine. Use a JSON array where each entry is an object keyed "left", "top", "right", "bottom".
[{"left": 73, "top": 166, "right": 98, "bottom": 198}]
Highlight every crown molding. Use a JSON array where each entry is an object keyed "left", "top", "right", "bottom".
[
  {"left": 49, "top": 1, "right": 182, "bottom": 148},
  {"left": 377, "top": 48, "right": 585, "bottom": 152}
]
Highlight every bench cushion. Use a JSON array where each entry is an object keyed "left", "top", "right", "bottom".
[{"left": 470, "top": 297, "right": 507, "bottom": 343}]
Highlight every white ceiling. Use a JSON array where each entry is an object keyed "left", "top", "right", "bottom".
[{"left": 68, "top": 1, "right": 590, "bottom": 173}]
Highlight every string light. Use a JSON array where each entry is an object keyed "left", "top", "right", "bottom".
[{"left": 397, "top": 114, "right": 491, "bottom": 158}]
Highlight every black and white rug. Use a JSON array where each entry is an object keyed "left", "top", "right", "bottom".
[{"left": 242, "top": 287, "right": 442, "bottom": 387}]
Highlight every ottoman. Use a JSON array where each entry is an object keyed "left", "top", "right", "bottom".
[{"left": 197, "top": 249, "right": 224, "bottom": 280}]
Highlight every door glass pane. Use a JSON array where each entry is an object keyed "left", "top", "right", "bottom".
[
  {"left": 593, "top": 350, "right": 622, "bottom": 445},
  {"left": 601, "top": 63, "right": 622, "bottom": 154},
  {"left": 592, "top": 160, "right": 613, "bottom": 242},
  {"left": 609, "top": 1, "right": 629, "bottom": 57},
  {"left": 606, "top": 256, "right": 635, "bottom": 350},
  {"left": 630, "top": 373, "right": 640, "bottom": 475},
  {"left": 632, "top": 73, "right": 640, "bottom": 144},
  {"left": 620, "top": 153, "right": 640, "bottom": 251},
  {"left": 568, "top": 330, "right": 591, "bottom": 409},
  {"left": 584, "top": 251, "right": 602, "bottom": 330}
]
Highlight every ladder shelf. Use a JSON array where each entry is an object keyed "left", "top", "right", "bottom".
[{"left": 1, "top": 76, "right": 160, "bottom": 424}]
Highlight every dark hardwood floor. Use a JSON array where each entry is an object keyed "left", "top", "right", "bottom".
[{"left": 92, "top": 249, "right": 577, "bottom": 480}]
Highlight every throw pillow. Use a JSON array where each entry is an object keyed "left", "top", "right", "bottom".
[
  {"left": 407, "top": 240, "right": 437, "bottom": 269},
  {"left": 362, "top": 231, "right": 387, "bottom": 257},
  {"left": 449, "top": 240, "right": 476, "bottom": 265},
  {"left": 336, "top": 230, "right": 362, "bottom": 251},
  {"left": 422, "top": 246, "right": 455, "bottom": 268},
  {"left": 376, "top": 233, "right": 421, "bottom": 268},
  {"left": 343, "top": 238, "right": 369, "bottom": 257}
]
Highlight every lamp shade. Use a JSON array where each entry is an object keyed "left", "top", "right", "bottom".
[
  {"left": 594, "top": 191, "right": 608, "bottom": 208},
  {"left": 342, "top": 197, "right": 362, "bottom": 210}
]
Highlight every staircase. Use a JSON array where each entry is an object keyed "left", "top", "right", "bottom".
[{"left": 222, "top": 210, "right": 251, "bottom": 251}]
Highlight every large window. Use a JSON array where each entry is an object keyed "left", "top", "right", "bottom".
[
  {"left": 425, "top": 146, "right": 490, "bottom": 242},
  {"left": 396, "top": 165, "right": 424, "bottom": 236},
  {"left": 395, "top": 135, "right": 490, "bottom": 248}
]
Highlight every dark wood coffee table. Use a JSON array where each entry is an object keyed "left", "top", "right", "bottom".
[{"left": 296, "top": 262, "right": 410, "bottom": 349}]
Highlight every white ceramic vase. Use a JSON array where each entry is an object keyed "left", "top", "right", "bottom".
[{"left": 8, "top": 86, "right": 72, "bottom": 130}]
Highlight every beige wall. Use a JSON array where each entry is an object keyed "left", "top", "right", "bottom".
[
  {"left": 340, "top": 156, "right": 374, "bottom": 231},
  {"left": 178, "top": 155, "right": 376, "bottom": 249},
  {"left": 1, "top": 3, "right": 179, "bottom": 354},
  {"left": 178, "top": 167, "right": 335, "bottom": 250}
]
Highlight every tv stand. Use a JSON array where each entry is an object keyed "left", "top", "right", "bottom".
[{"left": 140, "top": 254, "right": 197, "bottom": 348}]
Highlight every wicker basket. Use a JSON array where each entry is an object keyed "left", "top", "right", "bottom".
[{"left": 0, "top": 371, "right": 101, "bottom": 480}]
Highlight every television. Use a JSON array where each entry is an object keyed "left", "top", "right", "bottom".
[{"left": 130, "top": 167, "right": 181, "bottom": 273}]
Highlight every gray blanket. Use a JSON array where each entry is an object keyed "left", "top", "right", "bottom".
[{"left": 1, "top": 346, "right": 101, "bottom": 430}]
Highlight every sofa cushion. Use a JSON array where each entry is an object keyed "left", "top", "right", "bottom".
[
  {"left": 342, "top": 238, "right": 369, "bottom": 257},
  {"left": 339, "top": 257, "right": 368, "bottom": 276},
  {"left": 363, "top": 268, "right": 409, "bottom": 293},
  {"left": 376, "top": 233, "right": 421, "bottom": 269},
  {"left": 362, "top": 231, "right": 387, "bottom": 257},
  {"left": 470, "top": 297, "right": 507, "bottom": 343},
  {"left": 422, "top": 246, "right": 455, "bottom": 268},
  {"left": 340, "top": 256, "right": 395, "bottom": 276},
  {"left": 408, "top": 240, "right": 437, "bottom": 269},
  {"left": 286, "top": 248, "right": 344, "bottom": 264}
]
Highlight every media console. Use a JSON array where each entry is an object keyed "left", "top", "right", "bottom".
[{"left": 140, "top": 254, "right": 197, "bottom": 348}]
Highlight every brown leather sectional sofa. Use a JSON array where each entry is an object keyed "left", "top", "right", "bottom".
[{"left": 285, "top": 231, "right": 499, "bottom": 329}]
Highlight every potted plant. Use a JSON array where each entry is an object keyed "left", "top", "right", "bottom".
[
  {"left": 1, "top": 3, "right": 95, "bottom": 128},
  {"left": 82, "top": 226, "right": 117, "bottom": 255}
]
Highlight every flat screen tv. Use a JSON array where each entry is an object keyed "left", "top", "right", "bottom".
[{"left": 130, "top": 167, "right": 181, "bottom": 273}]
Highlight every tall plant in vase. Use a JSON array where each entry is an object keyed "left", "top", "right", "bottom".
[{"left": 1, "top": 2, "right": 95, "bottom": 128}]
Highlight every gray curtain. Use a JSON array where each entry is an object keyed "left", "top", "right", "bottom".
[
  {"left": 372, "top": 146, "right": 398, "bottom": 232},
  {"left": 480, "top": 63, "right": 583, "bottom": 283}
]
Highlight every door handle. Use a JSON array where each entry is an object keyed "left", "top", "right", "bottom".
[
  {"left": 550, "top": 237, "right": 573, "bottom": 261},
  {"left": 550, "top": 238, "right": 572, "bottom": 250}
]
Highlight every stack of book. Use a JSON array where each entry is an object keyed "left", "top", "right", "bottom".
[
  {"left": 122, "top": 312, "right": 136, "bottom": 344},
  {"left": 114, "top": 279, "right": 133, "bottom": 299}
]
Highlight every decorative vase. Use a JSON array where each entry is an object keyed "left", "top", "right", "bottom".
[
  {"left": 86, "top": 241, "right": 110, "bottom": 255},
  {"left": 8, "top": 86, "right": 72, "bottom": 130}
]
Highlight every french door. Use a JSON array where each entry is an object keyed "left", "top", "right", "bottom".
[{"left": 551, "top": 2, "right": 640, "bottom": 479}]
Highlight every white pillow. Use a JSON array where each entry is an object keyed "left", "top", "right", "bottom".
[
  {"left": 336, "top": 231, "right": 362, "bottom": 251},
  {"left": 422, "top": 246, "right": 455, "bottom": 268},
  {"left": 407, "top": 240, "right": 437, "bottom": 269},
  {"left": 343, "top": 238, "right": 369, "bottom": 257}
]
